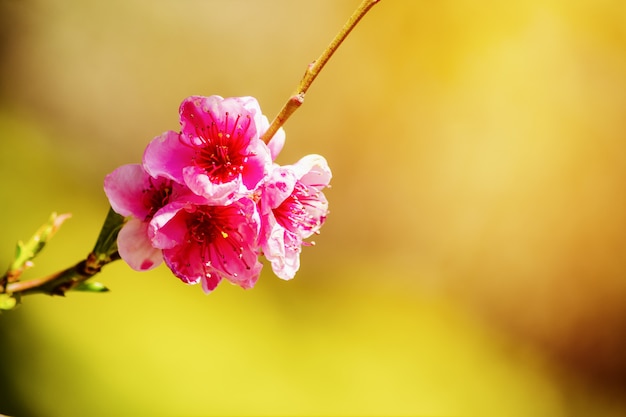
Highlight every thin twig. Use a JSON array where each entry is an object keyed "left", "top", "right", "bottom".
[
  {"left": 3, "top": 251, "right": 118, "bottom": 296},
  {"left": 260, "top": 0, "right": 381, "bottom": 144}
]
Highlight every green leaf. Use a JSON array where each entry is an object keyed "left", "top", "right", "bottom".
[
  {"left": 7, "top": 212, "right": 72, "bottom": 280},
  {"left": 92, "top": 206, "right": 125, "bottom": 261}
]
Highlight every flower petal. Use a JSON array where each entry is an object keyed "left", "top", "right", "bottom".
[
  {"left": 258, "top": 112, "right": 285, "bottom": 161},
  {"left": 207, "top": 221, "right": 262, "bottom": 286},
  {"left": 264, "top": 222, "right": 301, "bottom": 280},
  {"left": 104, "top": 164, "right": 153, "bottom": 218},
  {"left": 241, "top": 138, "right": 272, "bottom": 190},
  {"left": 143, "top": 130, "right": 193, "bottom": 184},
  {"left": 201, "top": 273, "right": 223, "bottom": 293},
  {"left": 179, "top": 95, "right": 259, "bottom": 146},
  {"left": 261, "top": 165, "right": 297, "bottom": 211},
  {"left": 155, "top": 198, "right": 262, "bottom": 291},
  {"left": 162, "top": 243, "right": 203, "bottom": 285},
  {"left": 229, "top": 261, "right": 263, "bottom": 289},
  {"left": 182, "top": 165, "right": 242, "bottom": 205},
  {"left": 149, "top": 200, "right": 190, "bottom": 249},
  {"left": 176, "top": 95, "right": 272, "bottom": 202},
  {"left": 117, "top": 218, "right": 163, "bottom": 271},
  {"left": 292, "top": 154, "right": 332, "bottom": 188}
]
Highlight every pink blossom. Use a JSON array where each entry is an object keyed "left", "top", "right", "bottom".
[
  {"left": 259, "top": 155, "right": 331, "bottom": 280},
  {"left": 143, "top": 95, "right": 276, "bottom": 204},
  {"left": 103, "top": 94, "right": 330, "bottom": 294},
  {"left": 149, "top": 197, "right": 263, "bottom": 293},
  {"left": 103, "top": 164, "right": 191, "bottom": 271}
]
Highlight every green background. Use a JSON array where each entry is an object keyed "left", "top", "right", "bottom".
[{"left": 1, "top": 0, "right": 626, "bottom": 415}]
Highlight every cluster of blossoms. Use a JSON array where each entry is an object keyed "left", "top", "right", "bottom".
[{"left": 104, "top": 95, "right": 331, "bottom": 293}]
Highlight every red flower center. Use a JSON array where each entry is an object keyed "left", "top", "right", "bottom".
[
  {"left": 142, "top": 178, "right": 173, "bottom": 220},
  {"left": 190, "top": 112, "right": 252, "bottom": 183},
  {"left": 274, "top": 182, "right": 326, "bottom": 235},
  {"left": 185, "top": 205, "right": 252, "bottom": 277}
]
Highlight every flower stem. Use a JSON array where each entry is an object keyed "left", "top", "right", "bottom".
[
  {"left": 0, "top": 207, "right": 123, "bottom": 303},
  {"left": 260, "top": 0, "right": 382, "bottom": 144},
  {"left": 3, "top": 251, "right": 119, "bottom": 296}
]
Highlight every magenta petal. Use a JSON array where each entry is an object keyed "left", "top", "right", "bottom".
[
  {"left": 225, "top": 96, "right": 262, "bottom": 127},
  {"left": 149, "top": 200, "right": 189, "bottom": 249},
  {"left": 201, "top": 273, "right": 223, "bottom": 293},
  {"left": 162, "top": 244, "right": 203, "bottom": 285},
  {"left": 229, "top": 261, "right": 263, "bottom": 289},
  {"left": 179, "top": 95, "right": 259, "bottom": 145},
  {"left": 241, "top": 139, "right": 272, "bottom": 190},
  {"left": 143, "top": 130, "right": 193, "bottom": 183},
  {"left": 176, "top": 95, "right": 273, "bottom": 202},
  {"left": 117, "top": 218, "right": 163, "bottom": 271},
  {"left": 182, "top": 165, "right": 242, "bottom": 205},
  {"left": 104, "top": 164, "right": 154, "bottom": 218},
  {"left": 207, "top": 223, "right": 261, "bottom": 286},
  {"left": 157, "top": 199, "right": 261, "bottom": 289}
]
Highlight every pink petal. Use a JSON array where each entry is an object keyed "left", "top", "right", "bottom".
[
  {"left": 241, "top": 139, "right": 273, "bottom": 191},
  {"left": 201, "top": 273, "right": 223, "bottom": 293},
  {"left": 149, "top": 200, "right": 190, "bottom": 249},
  {"left": 182, "top": 165, "right": 242, "bottom": 205},
  {"left": 143, "top": 130, "right": 193, "bottom": 184},
  {"left": 261, "top": 165, "right": 297, "bottom": 211},
  {"left": 292, "top": 154, "right": 332, "bottom": 188},
  {"left": 162, "top": 243, "right": 203, "bottom": 285},
  {"left": 229, "top": 261, "right": 263, "bottom": 289},
  {"left": 258, "top": 113, "right": 285, "bottom": 161},
  {"left": 207, "top": 224, "right": 261, "bottom": 286},
  {"left": 157, "top": 199, "right": 262, "bottom": 290},
  {"left": 104, "top": 164, "right": 153, "bottom": 218},
  {"left": 176, "top": 95, "right": 272, "bottom": 202},
  {"left": 117, "top": 218, "right": 163, "bottom": 271},
  {"left": 264, "top": 222, "right": 301, "bottom": 280},
  {"left": 179, "top": 95, "right": 259, "bottom": 146}
]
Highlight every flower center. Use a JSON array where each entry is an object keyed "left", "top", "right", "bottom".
[
  {"left": 274, "top": 182, "right": 326, "bottom": 235},
  {"left": 192, "top": 112, "right": 252, "bottom": 183},
  {"left": 185, "top": 205, "right": 252, "bottom": 277},
  {"left": 143, "top": 178, "right": 173, "bottom": 220}
]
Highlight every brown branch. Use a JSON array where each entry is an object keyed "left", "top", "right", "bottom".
[
  {"left": 260, "top": 0, "right": 382, "bottom": 144},
  {"left": 3, "top": 251, "right": 119, "bottom": 296}
]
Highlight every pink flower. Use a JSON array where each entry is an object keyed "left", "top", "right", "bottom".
[
  {"left": 149, "top": 197, "right": 263, "bottom": 293},
  {"left": 103, "top": 164, "right": 192, "bottom": 271},
  {"left": 143, "top": 95, "right": 277, "bottom": 204},
  {"left": 259, "top": 155, "right": 331, "bottom": 280},
  {"left": 103, "top": 94, "right": 329, "bottom": 294}
]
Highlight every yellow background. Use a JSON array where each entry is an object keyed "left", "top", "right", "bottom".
[{"left": 1, "top": 0, "right": 626, "bottom": 415}]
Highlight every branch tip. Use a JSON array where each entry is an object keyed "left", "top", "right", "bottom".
[{"left": 260, "top": 0, "right": 381, "bottom": 143}]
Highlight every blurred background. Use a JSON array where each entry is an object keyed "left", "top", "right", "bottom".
[{"left": 1, "top": 0, "right": 626, "bottom": 415}]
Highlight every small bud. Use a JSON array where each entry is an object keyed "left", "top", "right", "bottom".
[
  {"left": 74, "top": 281, "right": 110, "bottom": 293},
  {"left": 7, "top": 212, "right": 72, "bottom": 283},
  {"left": 0, "top": 294, "right": 18, "bottom": 310}
]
